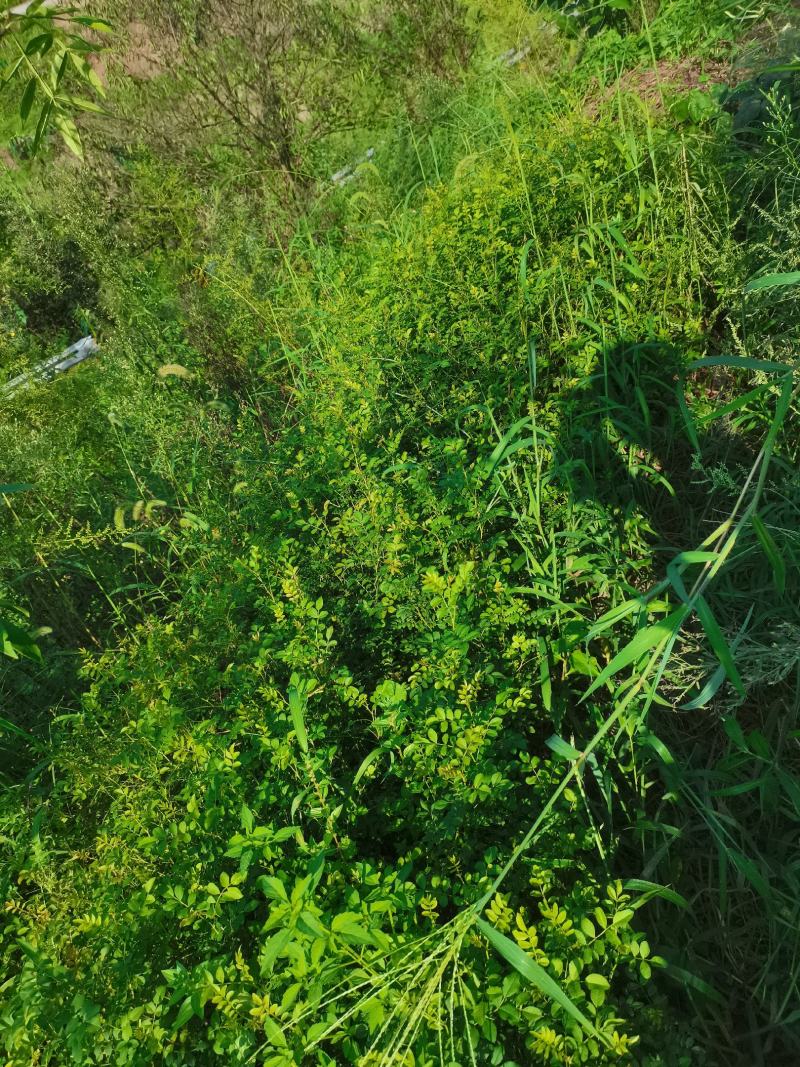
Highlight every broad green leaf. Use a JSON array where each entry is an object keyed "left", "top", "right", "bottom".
[
  {"left": 171, "top": 996, "right": 195, "bottom": 1032},
  {"left": 257, "top": 876, "right": 288, "bottom": 902},
  {"left": 476, "top": 917, "right": 600, "bottom": 1039},
  {"left": 331, "top": 913, "right": 374, "bottom": 945},
  {"left": 262, "top": 1016, "right": 287, "bottom": 1048},
  {"left": 259, "top": 928, "right": 292, "bottom": 975},
  {"left": 1, "top": 617, "right": 42, "bottom": 663},
  {"left": 0, "top": 483, "right": 33, "bottom": 494}
]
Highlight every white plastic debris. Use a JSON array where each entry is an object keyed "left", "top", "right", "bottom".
[
  {"left": 497, "top": 43, "right": 531, "bottom": 67},
  {"left": 330, "top": 147, "right": 375, "bottom": 186},
  {"left": 9, "top": 1, "right": 58, "bottom": 14},
  {"left": 2, "top": 336, "right": 99, "bottom": 396}
]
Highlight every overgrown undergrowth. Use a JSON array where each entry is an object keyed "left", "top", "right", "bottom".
[{"left": 2, "top": 2, "right": 800, "bottom": 1064}]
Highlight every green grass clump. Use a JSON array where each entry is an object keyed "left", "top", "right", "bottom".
[{"left": 2, "top": 2, "right": 800, "bottom": 1063}]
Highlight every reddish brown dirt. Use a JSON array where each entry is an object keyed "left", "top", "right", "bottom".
[{"left": 586, "top": 57, "right": 740, "bottom": 117}]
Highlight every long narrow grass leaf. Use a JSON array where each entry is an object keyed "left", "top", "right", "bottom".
[
  {"left": 476, "top": 918, "right": 600, "bottom": 1039},
  {"left": 583, "top": 605, "right": 689, "bottom": 699}
]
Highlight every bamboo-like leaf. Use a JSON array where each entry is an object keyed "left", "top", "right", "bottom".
[
  {"left": 664, "top": 964, "right": 725, "bottom": 1004},
  {"left": 352, "top": 747, "right": 381, "bottom": 786},
  {"left": 288, "top": 686, "right": 308, "bottom": 753},
  {"left": 32, "top": 98, "right": 52, "bottom": 153},
  {"left": 476, "top": 918, "right": 600, "bottom": 1039},
  {"left": 694, "top": 596, "right": 745, "bottom": 698},
  {"left": 71, "top": 16, "right": 113, "bottom": 32},
  {"left": 54, "top": 114, "right": 83, "bottom": 159},
  {"left": 751, "top": 513, "right": 786, "bottom": 595},
  {"left": 666, "top": 550, "right": 719, "bottom": 602},
  {"left": 583, "top": 605, "right": 689, "bottom": 699},
  {"left": 24, "top": 32, "right": 52, "bottom": 56},
  {"left": 623, "top": 879, "right": 689, "bottom": 910},
  {"left": 546, "top": 734, "right": 581, "bottom": 760},
  {"left": 19, "top": 76, "right": 36, "bottom": 121}
]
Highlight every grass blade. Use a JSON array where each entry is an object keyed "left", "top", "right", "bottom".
[
  {"left": 744, "top": 271, "right": 800, "bottom": 293},
  {"left": 476, "top": 918, "right": 600, "bottom": 1040},
  {"left": 288, "top": 685, "right": 309, "bottom": 753},
  {"left": 751, "top": 513, "right": 786, "bottom": 595},
  {"left": 583, "top": 605, "right": 689, "bottom": 699}
]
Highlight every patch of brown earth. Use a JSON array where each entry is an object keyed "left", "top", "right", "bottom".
[{"left": 586, "top": 57, "right": 742, "bottom": 118}]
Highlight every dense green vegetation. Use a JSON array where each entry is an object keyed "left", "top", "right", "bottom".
[{"left": 3, "top": 1, "right": 800, "bottom": 1062}]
